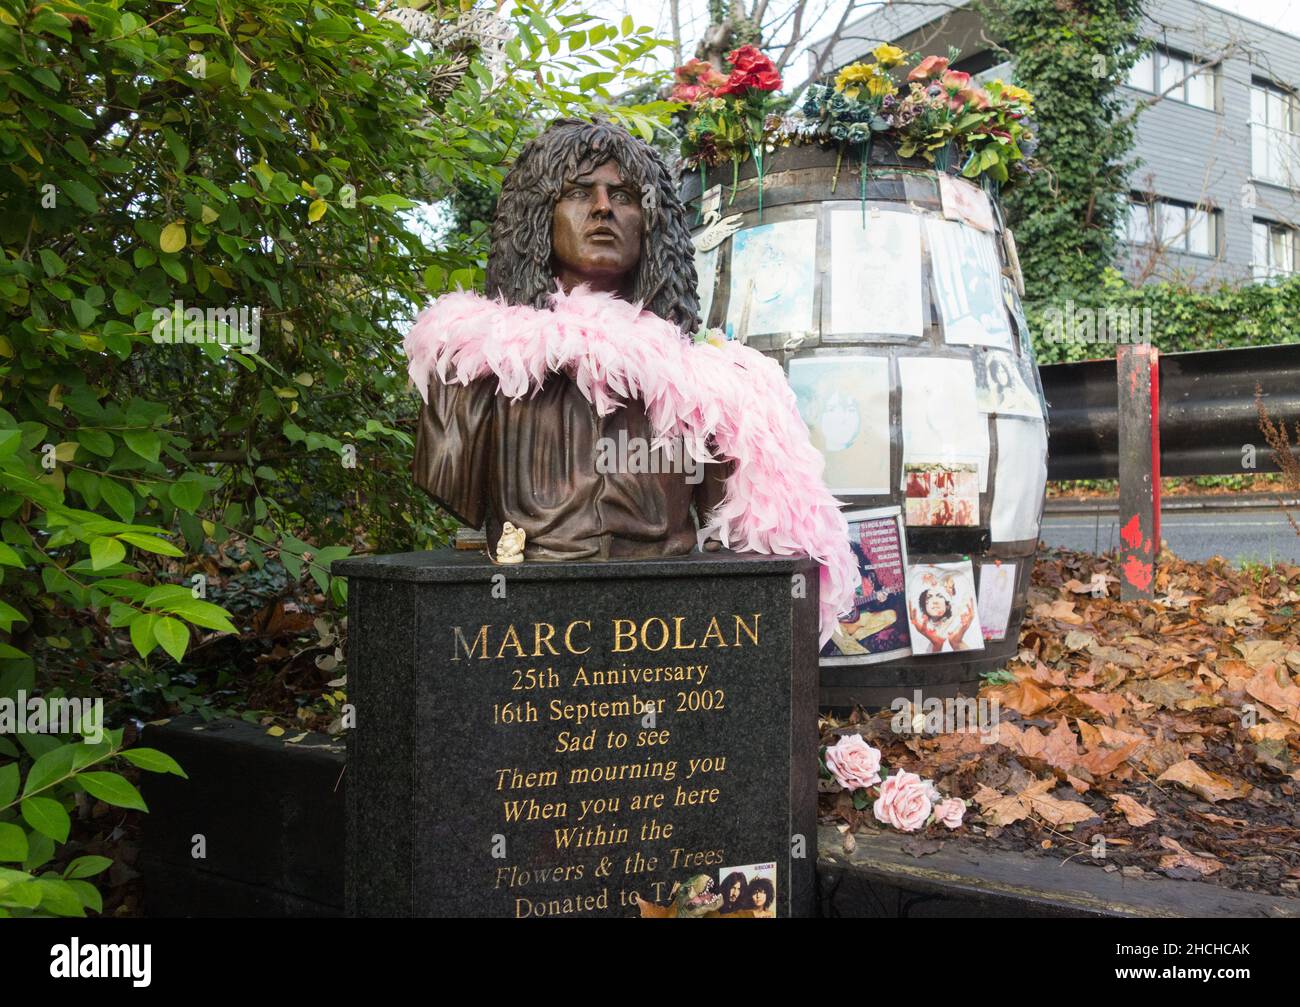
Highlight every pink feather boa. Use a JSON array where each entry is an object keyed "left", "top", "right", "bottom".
[{"left": 404, "top": 284, "right": 857, "bottom": 645}]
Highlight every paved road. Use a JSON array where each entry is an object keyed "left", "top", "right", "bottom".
[{"left": 1039, "top": 508, "right": 1300, "bottom": 565}]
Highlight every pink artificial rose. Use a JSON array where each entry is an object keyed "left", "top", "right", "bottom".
[
  {"left": 907, "top": 55, "right": 949, "bottom": 82},
  {"left": 872, "top": 770, "right": 934, "bottom": 832},
  {"left": 934, "top": 798, "right": 966, "bottom": 830},
  {"left": 823, "top": 734, "right": 882, "bottom": 791}
]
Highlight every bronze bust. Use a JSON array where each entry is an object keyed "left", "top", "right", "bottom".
[{"left": 412, "top": 118, "right": 728, "bottom": 561}]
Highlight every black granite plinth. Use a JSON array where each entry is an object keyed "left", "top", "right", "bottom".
[{"left": 333, "top": 548, "right": 819, "bottom": 918}]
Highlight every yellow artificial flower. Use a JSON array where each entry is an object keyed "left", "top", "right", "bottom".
[
  {"left": 835, "top": 62, "right": 877, "bottom": 94},
  {"left": 872, "top": 44, "right": 906, "bottom": 68},
  {"left": 1000, "top": 82, "right": 1034, "bottom": 107},
  {"left": 837, "top": 61, "right": 895, "bottom": 100},
  {"left": 866, "top": 74, "right": 896, "bottom": 98}
]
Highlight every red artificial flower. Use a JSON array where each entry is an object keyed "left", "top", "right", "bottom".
[
  {"left": 727, "top": 45, "right": 773, "bottom": 74},
  {"left": 715, "top": 45, "right": 783, "bottom": 96},
  {"left": 908, "top": 55, "right": 949, "bottom": 81}
]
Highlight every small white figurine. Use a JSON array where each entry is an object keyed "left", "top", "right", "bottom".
[{"left": 495, "top": 522, "right": 525, "bottom": 564}]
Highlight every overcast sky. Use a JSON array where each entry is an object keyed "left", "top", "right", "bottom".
[{"left": 588, "top": 0, "right": 1300, "bottom": 87}]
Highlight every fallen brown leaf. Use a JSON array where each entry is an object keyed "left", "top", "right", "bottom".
[
  {"left": 1111, "top": 793, "right": 1157, "bottom": 827},
  {"left": 1156, "top": 759, "right": 1252, "bottom": 803},
  {"left": 1244, "top": 665, "right": 1300, "bottom": 722},
  {"left": 1158, "top": 836, "right": 1223, "bottom": 876}
]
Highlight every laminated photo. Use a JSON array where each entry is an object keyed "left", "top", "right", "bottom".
[
  {"left": 822, "top": 506, "right": 912, "bottom": 665},
  {"left": 991, "top": 416, "right": 1048, "bottom": 542},
  {"left": 939, "top": 173, "right": 996, "bottom": 233},
  {"left": 726, "top": 218, "right": 817, "bottom": 339},
  {"left": 906, "top": 560, "right": 984, "bottom": 654},
  {"left": 898, "top": 356, "right": 989, "bottom": 491},
  {"left": 903, "top": 459, "right": 980, "bottom": 527},
  {"left": 717, "top": 862, "right": 777, "bottom": 917},
  {"left": 788, "top": 355, "right": 891, "bottom": 495},
  {"left": 977, "top": 561, "right": 1017, "bottom": 641},
  {"left": 975, "top": 348, "right": 1041, "bottom": 418},
  {"left": 828, "top": 208, "right": 924, "bottom": 337},
  {"left": 924, "top": 216, "right": 1013, "bottom": 349}
]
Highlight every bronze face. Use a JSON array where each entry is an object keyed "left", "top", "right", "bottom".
[{"left": 550, "top": 160, "right": 643, "bottom": 297}]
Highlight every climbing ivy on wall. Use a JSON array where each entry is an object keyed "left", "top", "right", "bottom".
[{"left": 978, "top": 0, "right": 1146, "bottom": 301}]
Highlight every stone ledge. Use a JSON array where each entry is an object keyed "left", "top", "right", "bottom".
[{"left": 818, "top": 827, "right": 1300, "bottom": 918}]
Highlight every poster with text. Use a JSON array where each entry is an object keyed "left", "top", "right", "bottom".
[
  {"left": 898, "top": 356, "right": 989, "bottom": 491},
  {"left": 977, "top": 561, "right": 1017, "bottom": 641},
  {"left": 727, "top": 218, "right": 817, "bottom": 339},
  {"left": 975, "top": 348, "right": 1041, "bottom": 418},
  {"left": 903, "top": 459, "right": 980, "bottom": 526},
  {"left": 925, "top": 216, "right": 1013, "bottom": 349},
  {"left": 828, "top": 209, "right": 924, "bottom": 337},
  {"left": 822, "top": 506, "right": 912, "bottom": 665},
  {"left": 788, "top": 355, "right": 891, "bottom": 495},
  {"left": 991, "top": 416, "right": 1048, "bottom": 542},
  {"left": 905, "top": 560, "right": 984, "bottom": 654},
  {"left": 717, "top": 862, "right": 777, "bottom": 917}
]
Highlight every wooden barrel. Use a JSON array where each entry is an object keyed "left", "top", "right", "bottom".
[{"left": 681, "top": 142, "right": 1048, "bottom": 709}]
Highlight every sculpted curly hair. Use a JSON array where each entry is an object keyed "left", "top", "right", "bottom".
[{"left": 485, "top": 117, "right": 701, "bottom": 337}]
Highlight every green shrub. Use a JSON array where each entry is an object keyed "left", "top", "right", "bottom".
[{"left": 0, "top": 722, "right": 185, "bottom": 917}]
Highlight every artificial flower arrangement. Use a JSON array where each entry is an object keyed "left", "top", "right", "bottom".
[
  {"left": 822, "top": 732, "right": 968, "bottom": 833},
  {"left": 673, "top": 46, "right": 785, "bottom": 204},
  {"left": 673, "top": 43, "right": 1038, "bottom": 190}
]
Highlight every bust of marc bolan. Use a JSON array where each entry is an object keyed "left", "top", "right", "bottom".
[{"left": 407, "top": 118, "right": 727, "bottom": 562}]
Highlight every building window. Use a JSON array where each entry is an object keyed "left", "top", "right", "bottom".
[
  {"left": 1127, "top": 52, "right": 1155, "bottom": 92},
  {"left": 1126, "top": 197, "right": 1218, "bottom": 256},
  {"left": 1250, "top": 82, "right": 1300, "bottom": 188},
  {"left": 1253, "top": 220, "right": 1299, "bottom": 280},
  {"left": 1125, "top": 47, "right": 1217, "bottom": 110}
]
